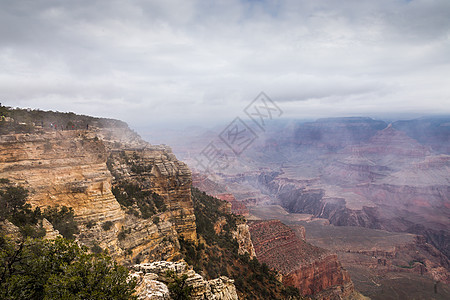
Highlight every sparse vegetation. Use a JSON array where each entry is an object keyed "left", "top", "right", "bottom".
[
  {"left": 118, "top": 228, "right": 130, "bottom": 241},
  {"left": 111, "top": 181, "right": 167, "bottom": 219},
  {"left": 102, "top": 221, "right": 114, "bottom": 231},
  {"left": 166, "top": 270, "right": 192, "bottom": 300},
  {"left": 396, "top": 259, "right": 425, "bottom": 269},
  {"left": 0, "top": 105, "right": 128, "bottom": 134},
  {"left": 182, "top": 187, "right": 300, "bottom": 299},
  {"left": 0, "top": 182, "right": 80, "bottom": 240},
  {"left": 86, "top": 220, "right": 96, "bottom": 229},
  {"left": 130, "top": 163, "right": 152, "bottom": 174},
  {"left": 0, "top": 182, "right": 135, "bottom": 299},
  {"left": 91, "top": 241, "right": 103, "bottom": 254},
  {"left": 0, "top": 178, "right": 10, "bottom": 184},
  {"left": 44, "top": 142, "right": 53, "bottom": 152},
  {"left": 282, "top": 286, "right": 301, "bottom": 298}
]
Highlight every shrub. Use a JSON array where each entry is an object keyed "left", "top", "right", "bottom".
[
  {"left": 0, "top": 185, "right": 29, "bottom": 220},
  {"left": 118, "top": 230, "right": 127, "bottom": 241},
  {"left": 91, "top": 242, "right": 103, "bottom": 254},
  {"left": 111, "top": 181, "right": 167, "bottom": 218},
  {"left": 44, "top": 142, "right": 52, "bottom": 151},
  {"left": 167, "top": 272, "right": 192, "bottom": 300},
  {"left": 0, "top": 184, "right": 43, "bottom": 237},
  {"left": 0, "top": 178, "right": 10, "bottom": 184},
  {"left": 102, "top": 221, "right": 114, "bottom": 231},
  {"left": 0, "top": 236, "right": 137, "bottom": 299},
  {"left": 86, "top": 220, "right": 96, "bottom": 229},
  {"left": 282, "top": 286, "right": 300, "bottom": 298},
  {"left": 183, "top": 187, "right": 287, "bottom": 299},
  {"left": 43, "top": 205, "right": 79, "bottom": 240}
]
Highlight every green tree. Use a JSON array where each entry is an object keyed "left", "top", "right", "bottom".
[
  {"left": 167, "top": 271, "right": 192, "bottom": 300},
  {"left": 0, "top": 185, "right": 44, "bottom": 237},
  {"left": 0, "top": 236, "right": 136, "bottom": 300},
  {"left": 43, "top": 206, "right": 79, "bottom": 240},
  {"left": 0, "top": 186, "right": 30, "bottom": 221}
]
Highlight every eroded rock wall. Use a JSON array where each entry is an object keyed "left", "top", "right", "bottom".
[
  {"left": 249, "top": 220, "right": 354, "bottom": 299},
  {"left": 0, "top": 131, "right": 124, "bottom": 222},
  {"left": 107, "top": 148, "right": 197, "bottom": 242},
  {"left": 0, "top": 127, "right": 197, "bottom": 263}
]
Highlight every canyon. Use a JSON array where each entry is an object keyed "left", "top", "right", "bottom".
[
  {"left": 250, "top": 204, "right": 450, "bottom": 299},
  {"left": 2, "top": 109, "right": 448, "bottom": 299},
  {"left": 1, "top": 109, "right": 363, "bottom": 299},
  {"left": 170, "top": 116, "right": 450, "bottom": 299},
  {"left": 0, "top": 112, "right": 243, "bottom": 299}
]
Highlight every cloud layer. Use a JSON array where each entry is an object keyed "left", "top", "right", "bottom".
[{"left": 1, "top": 0, "right": 449, "bottom": 128}]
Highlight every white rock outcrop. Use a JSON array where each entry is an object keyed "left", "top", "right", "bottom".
[{"left": 131, "top": 261, "right": 238, "bottom": 300}]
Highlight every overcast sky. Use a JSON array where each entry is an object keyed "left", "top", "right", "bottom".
[{"left": 1, "top": 0, "right": 450, "bottom": 130}]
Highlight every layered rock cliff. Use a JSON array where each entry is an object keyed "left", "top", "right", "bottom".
[
  {"left": 0, "top": 131, "right": 124, "bottom": 222},
  {"left": 106, "top": 148, "right": 197, "bottom": 242},
  {"left": 1, "top": 106, "right": 291, "bottom": 299},
  {"left": 248, "top": 219, "right": 355, "bottom": 299},
  {"left": 0, "top": 125, "right": 196, "bottom": 263}
]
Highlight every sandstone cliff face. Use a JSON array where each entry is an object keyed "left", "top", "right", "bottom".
[
  {"left": 42, "top": 218, "right": 61, "bottom": 239},
  {"left": 131, "top": 261, "right": 238, "bottom": 300},
  {"left": 0, "top": 131, "right": 124, "bottom": 222},
  {"left": 78, "top": 213, "right": 181, "bottom": 264},
  {"left": 249, "top": 220, "right": 354, "bottom": 299},
  {"left": 0, "top": 127, "right": 197, "bottom": 263},
  {"left": 107, "top": 148, "right": 197, "bottom": 242}
]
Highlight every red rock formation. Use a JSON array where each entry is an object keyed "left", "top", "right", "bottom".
[
  {"left": 248, "top": 220, "right": 354, "bottom": 299},
  {"left": 283, "top": 254, "right": 353, "bottom": 297},
  {"left": 216, "top": 193, "right": 250, "bottom": 216}
]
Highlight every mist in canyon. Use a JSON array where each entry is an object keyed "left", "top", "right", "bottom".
[{"left": 149, "top": 115, "right": 450, "bottom": 299}]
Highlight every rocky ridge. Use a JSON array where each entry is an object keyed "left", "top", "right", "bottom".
[{"left": 131, "top": 261, "right": 238, "bottom": 300}]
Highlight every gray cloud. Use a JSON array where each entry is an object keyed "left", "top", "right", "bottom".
[{"left": 1, "top": 0, "right": 449, "bottom": 129}]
